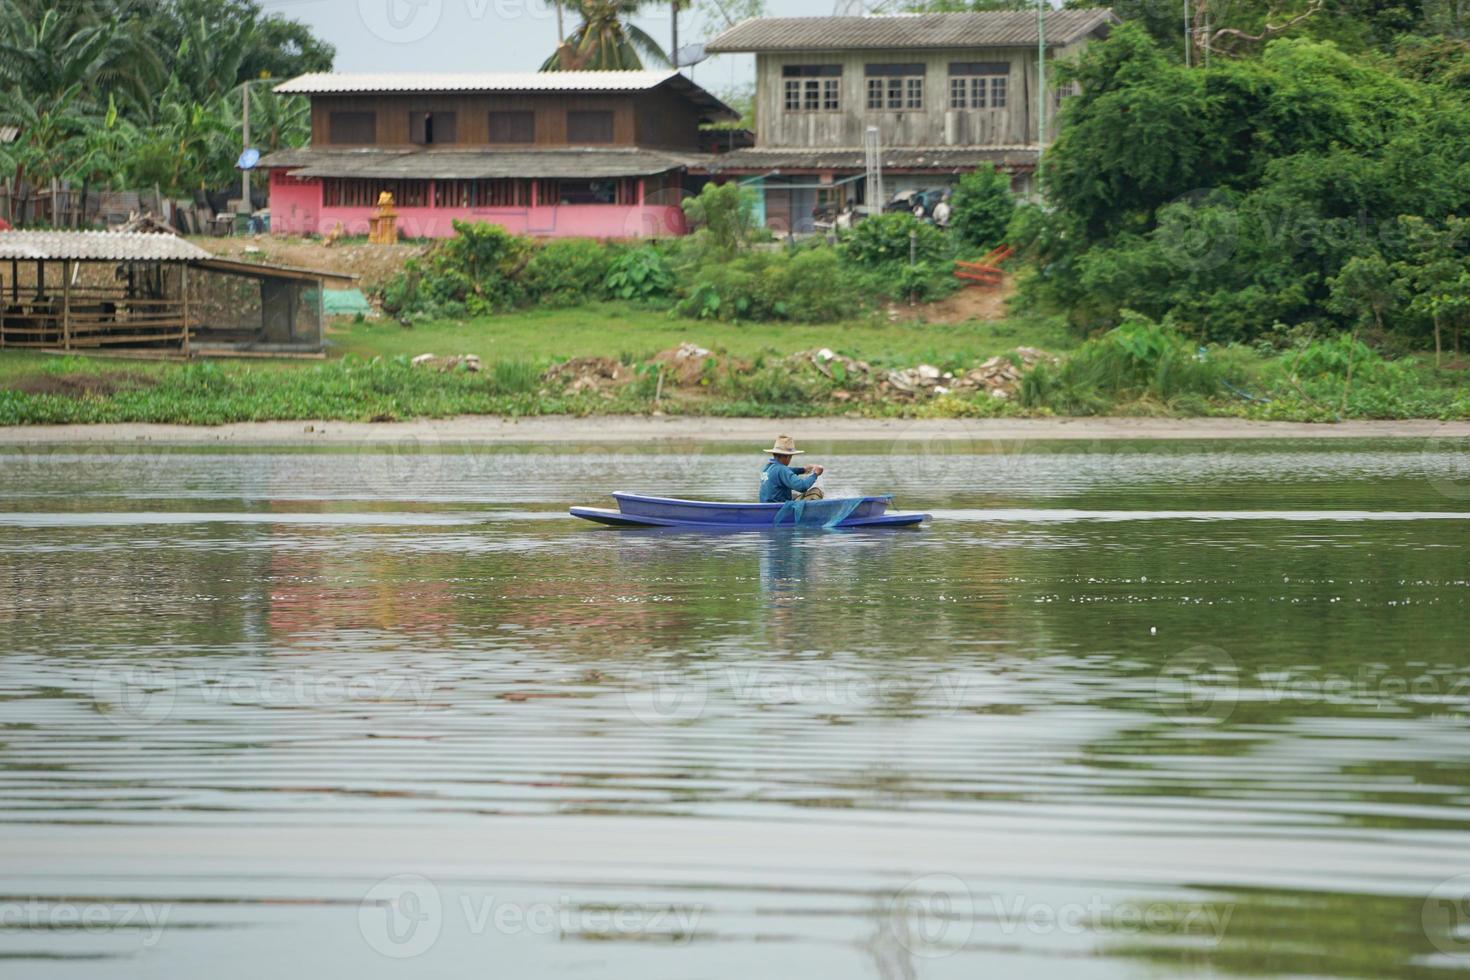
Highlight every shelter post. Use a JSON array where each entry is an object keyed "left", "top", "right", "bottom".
[
  {"left": 181, "top": 264, "right": 191, "bottom": 357},
  {"left": 61, "top": 260, "right": 71, "bottom": 351}
]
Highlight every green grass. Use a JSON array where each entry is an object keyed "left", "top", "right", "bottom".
[
  {"left": 3, "top": 303, "right": 1469, "bottom": 424},
  {"left": 333, "top": 302, "right": 1078, "bottom": 369}
]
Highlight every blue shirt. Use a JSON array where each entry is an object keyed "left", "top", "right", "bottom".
[{"left": 760, "top": 459, "right": 817, "bottom": 503}]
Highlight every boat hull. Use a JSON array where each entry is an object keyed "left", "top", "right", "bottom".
[{"left": 570, "top": 493, "right": 929, "bottom": 530}]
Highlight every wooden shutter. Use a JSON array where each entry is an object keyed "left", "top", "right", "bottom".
[{"left": 566, "top": 110, "right": 614, "bottom": 144}]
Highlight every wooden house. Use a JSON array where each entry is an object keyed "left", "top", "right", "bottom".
[
  {"left": 261, "top": 71, "right": 738, "bottom": 240},
  {"left": 704, "top": 10, "right": 1117, "bottom": 232}
]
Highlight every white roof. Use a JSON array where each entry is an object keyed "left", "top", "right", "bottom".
[
  {"left": 275, "top": 70, "right": 684, "bottom": 95},
  {"left": 0, "top": 230, "right": 210, "bottom": 263}
]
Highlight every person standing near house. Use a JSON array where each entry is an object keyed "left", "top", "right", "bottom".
[{"left": 760, "top": 435, "right": 825, "bottom": 502}]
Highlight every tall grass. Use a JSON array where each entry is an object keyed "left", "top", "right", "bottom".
[{"left": 1020, "top": 314, "right": 1235, "bottom": 414}]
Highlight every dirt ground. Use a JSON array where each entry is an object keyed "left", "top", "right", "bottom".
[
  {"left": 893, "top": 275, "right": 1014, "bottom": 324},
  {"left": 197, "top": 236, "right": 431, "bottom": 293},
  {"left": 6, "top": 371, "right": 155, "bottom": 397}
]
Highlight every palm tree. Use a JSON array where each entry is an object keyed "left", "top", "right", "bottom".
[
  {"left": 0, "top": 3, "right": 161, "bottom": 113},
  {"left": 541, "top": 0, "right": 670, "bottom": 70}
]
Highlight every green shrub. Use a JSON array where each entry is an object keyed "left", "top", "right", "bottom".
[
  {"left": 949, "top": 164, "right": 1015, "bottom": 250},
  {"left": 523, "top": 239, "right": 612, "bottom": 306},
  {"left": 605, "top": 246, "right": 674, "bottom": 302},
  {"left": 673, "top": 247, "right": 863, "bottom": 322},
  {"left": 376, "top": 221, "right": 532, "bottom": 318},
  {"left": 841, "top": 212, "right": 950, "bottom": 268},
  {"left": 681, "top": 182, "right": 757, "bottom": 253},
  {"left": 1020, "top": 312, "right": 1229, "bottom": 413}
]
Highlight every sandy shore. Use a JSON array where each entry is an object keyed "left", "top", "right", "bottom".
[{"left": 2, "top": 415, "right": 1468, "bottom": 445}]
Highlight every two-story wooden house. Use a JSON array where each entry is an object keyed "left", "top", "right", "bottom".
[
  {"left": 704, "top": 10, "right": 1117, "bottom": 232},
  {"left": 261, "top": 71, "right": 737, "bottom": 239}
]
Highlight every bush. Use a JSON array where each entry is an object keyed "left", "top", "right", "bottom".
[
  {"left": 841, "top": 212, "right": 950, "bottom": 267},
  {"left": 605, "top": 246, "right": 674, "bottom": 302},
  {"left": 673, "top": 247, "right": 864, "bottom": 322},
  {"left": 949, "top": 165, "right": 1015, "bottom": 250},
  {"left": 523, "top": 239, "right": 612, "bottom": 307},
  {"left": 1020, "top": 312, "right": 1229, "bottom": 413},
  {"left": 376, "top": 221, "right": 532, "bottom": 318},
  {"left": 681, "top": 182, "right": 758, "bottom": 253}
]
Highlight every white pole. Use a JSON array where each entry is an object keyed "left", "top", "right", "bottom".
[
  {"left": 1037, "top": 0, "right": 1046, "bottom": 150},
  {"left": 1184, "top": 0, "right": 1192, "bottom": 66},
  {"left": 241, "top": 83, "right": 252, "bottom": 216}
]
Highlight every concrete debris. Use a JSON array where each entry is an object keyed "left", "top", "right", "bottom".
[
  {"left": 411, "top": 353, "right": 481, "bottom": 372},
  {"left": 541, "top": 356, "right": 630, "bottom": 394},
  {"left": 652, "top": 343, "right": 719, "bottom": 387}
]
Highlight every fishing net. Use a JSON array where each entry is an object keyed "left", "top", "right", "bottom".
[{"left": 771, "top": 496, "right": 868, "bottom": 529}]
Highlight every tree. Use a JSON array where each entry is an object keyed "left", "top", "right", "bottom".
[
  {"left": 948, "top": 165, "right": 1015, "bottom": 249},
  {"left": 541, "top": 0, "right": 670, "bottom": 70},
  {"left": 681, "top": 182, "right": 756, "bottom": 253},
  {"left": 1329, "top": 252, "right": 1403, "bottom": 334},
  {"left": 1398, "top": 215, "right": 1470, "bottom": 364}
]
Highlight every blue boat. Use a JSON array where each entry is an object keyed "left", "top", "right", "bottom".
[{"left": 570, "top": 492, "right": 929, "bottom": 530}]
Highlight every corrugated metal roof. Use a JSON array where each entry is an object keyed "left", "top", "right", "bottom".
[
  {"left": 0, "top": 125, "right": 18, "bottom": 144},
  {"left": 706, "top": 146, "right": 1039, "bottom": 172},
  {"left": 260, "top": 147, "right": 712, "bottom": 180},
  {"left": 0, "top": 230, "right": 211, "bottom": 262},
  {"left": 279, "top": 70, "right": 678, "bottom": 95},
  {"left": 706, "top": 10, "right": 1117, "bottom": 52},
  {"left": 274, "top": 70, "right": 737, "bottom": 121}
]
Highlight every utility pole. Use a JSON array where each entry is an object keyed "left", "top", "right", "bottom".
[
  {"left": 672, "top": 1, "right": 679, "bottom": 69},
  {"left": 1037, "top": 0, "right": 1047, "bottom": 169},
  {"left": 1184, "top": 0, "right": 1191, "bottom": 66}
]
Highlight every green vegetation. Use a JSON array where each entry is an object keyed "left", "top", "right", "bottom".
[
  {"left": 948, "top": 164, "right": 1014, "bottom": 250},
  {"left": 1015, "top": 23, "right": 1470, "bottom": 352},
  {"left": 0, "top": 0, "right": 330, "bottom": 196}
]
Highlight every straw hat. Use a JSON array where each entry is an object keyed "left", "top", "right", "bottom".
[{"left": 764, "top": 434, "right": 805, "bottom": 456}]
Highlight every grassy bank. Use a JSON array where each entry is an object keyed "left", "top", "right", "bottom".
[{"left": 1, "top": 304, "right": 1468, "bottom": 425}]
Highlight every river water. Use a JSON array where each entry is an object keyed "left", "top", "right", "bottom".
[{"left": 2, "top": 437, "right": 1469, "bottom": 978}]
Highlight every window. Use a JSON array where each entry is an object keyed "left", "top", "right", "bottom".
[
  {"left": 567, "top": 110, "right": 614, "bottom": 143},
  {"left": 323, "top": 178, "right": 427, "bottom": 208},
  {"left": 948, "top": 62, "right": 1009, "bottom": 109},
  {"left": 1054, "top": 80, "right": 1081, "bottom": 105},
  {"left": 781, "top": 64, "right": 841, "bottom": 112},
  {"left": 409, "top": 111, "right": 457, "bottom": 145},
  {"left": 865, "top": 64, "right": 925, "bottom": 111},
  {"left": 488, "top": 111, "right": 535, "bottom": 144},
  {"left": 537, "top": 179, "right": 636, "bottom": 206},
  {"left": 328, "top": 111, "right": 376, "bottom": 144},
  {"left": 434, "top": 179, "right": 529, "bottom": 208}
]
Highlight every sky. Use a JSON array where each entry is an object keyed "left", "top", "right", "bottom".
[{"left": 259, "top": 0, "right": 854, "bottom": 95}]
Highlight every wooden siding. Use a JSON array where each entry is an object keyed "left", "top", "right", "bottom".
[
  {"left": 754, "top": 46, "right": 1075, "bottom": 148},
  {"left": 311, "top": 94, "right": 641, "bottom": 147},
  {"left": 633, "top": 88, "right": 706, "bottom": 150}
]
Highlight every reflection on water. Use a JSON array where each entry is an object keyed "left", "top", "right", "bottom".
[{"left": 1, "top": 440, "right": 1469, "bottom": 977}]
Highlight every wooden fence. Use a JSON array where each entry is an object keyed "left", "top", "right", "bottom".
[{"left": 0, "top": 283, "right": 192, "bottom": 352}]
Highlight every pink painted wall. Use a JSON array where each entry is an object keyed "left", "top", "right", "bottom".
[{"left": 267, "top": 172, "right": 686, "bottom": 239}]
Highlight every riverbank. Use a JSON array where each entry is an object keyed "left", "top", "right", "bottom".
[{"left": 5, "top": 415, "right": 1468, "bottom": 445}]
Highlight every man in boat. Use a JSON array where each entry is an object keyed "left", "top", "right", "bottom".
[{"left": 760, "top": 435, "right": 825, "bottom": 503}]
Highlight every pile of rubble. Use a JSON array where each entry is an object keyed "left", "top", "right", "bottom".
[
  {"left": 539, "top": 356, "right": 630, "bottom": 395},
  {"left": 410, "top": 353, "right": 481, "bottom": 373},
  {"left": 651, "top": 342, "right": 718, "bottom": 387},
  {"left": 787, "top": 346, "right": 1056, "bottom": 401}
]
